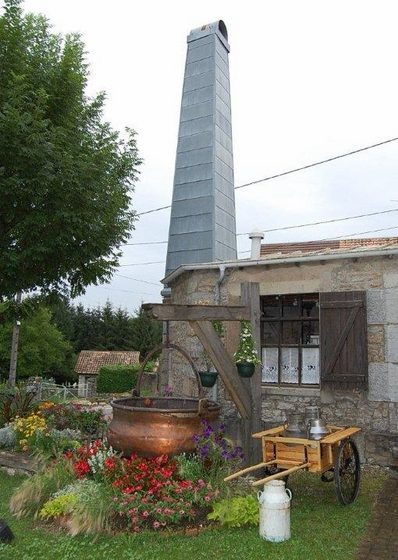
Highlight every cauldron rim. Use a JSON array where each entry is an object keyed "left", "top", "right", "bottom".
[{"left": 110, "top": 396, "right": 220, "bottom": 415}]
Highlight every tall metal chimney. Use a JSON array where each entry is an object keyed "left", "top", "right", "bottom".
[{"left": 164, "top": 21, "right": 237, "bottom": 279}]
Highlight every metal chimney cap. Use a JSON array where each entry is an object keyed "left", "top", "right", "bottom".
[
  {"left": 249, "top": 230, "right": 265, "bottom": 240},
  {"left": 188, "top": 20, "right": 229, "bottom": 50}
]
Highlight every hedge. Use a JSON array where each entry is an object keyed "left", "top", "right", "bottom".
[{"left": 97, "top": 362, "right": 155, "bottom": 394}]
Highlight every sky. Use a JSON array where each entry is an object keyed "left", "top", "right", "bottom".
[{"left": 18, "top": 0, "right": 398, "bottom": 312}]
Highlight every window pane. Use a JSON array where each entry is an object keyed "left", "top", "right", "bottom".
[
  {"left": 302, "top": 296, "right": 319, "bottom": 318},
  {"left": 282, "top": 321, "right": 300, "bottom": 344},
  {"left": 302, "top": 347, "right": 320, "bottom": 384},
  {"left": 262, "top": 321, "right": 279, "bottom": 344},
  {"left": 262, "top": 348, "right": 278, "bottom": 383},
  {"left": 281, "top": 348, "right": 299, "bottom": 383},
  {"left": 302, "top": 321, "right": 319, "bottom": 345},
  {"left": 262, "top": 296, "right": 280, "bottom": 318},
  {"left": 282, "top": 295, "right": 300, "bottom": 318}
]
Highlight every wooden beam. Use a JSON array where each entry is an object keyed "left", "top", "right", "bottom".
[
  {"left": 224, "top": 460, "right": 277, "bottom": 482},
  {"left": 252, "top": 426, "right": 285, "bottom": 438},
  {"left": 251, "top": 462, "right": 310, "bottom": 487},
  {"left": 319, "top": 427, "right": 361, "bottom": 445},
  {"left": 142, "top": 303, "right": 250, "bottom": 322},
  {"left": 190, "top": 320, "right": 251, "bottom": 419},
  {"left": 241, "top": 283, "right": 263, "bottom": 464}
]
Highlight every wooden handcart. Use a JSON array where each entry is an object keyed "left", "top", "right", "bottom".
[{"left": 225, "top": 425, "right": 361, "bottom": 505}]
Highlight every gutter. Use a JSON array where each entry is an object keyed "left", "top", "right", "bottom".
[{"left": 162, "top": 247, "right": 398, "bottom": 286}]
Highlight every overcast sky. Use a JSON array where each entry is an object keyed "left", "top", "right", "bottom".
[{"left": 19, "top": 0, "right": 398, "bottom": 312}]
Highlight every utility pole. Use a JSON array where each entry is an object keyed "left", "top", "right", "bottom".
[{"left": 8, "top": 292, "right": 22, "bottom": 387}]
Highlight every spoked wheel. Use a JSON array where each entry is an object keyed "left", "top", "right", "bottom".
[{"left": 334, "top": 438, "right": 360, "bottom": 505}]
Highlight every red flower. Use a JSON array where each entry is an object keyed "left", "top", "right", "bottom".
[
  {"left": 73, "top": 459, "right": 90, "bottom": 478},
  {"left": 104, "top": 457, "right": 117, "bottom": 470}
]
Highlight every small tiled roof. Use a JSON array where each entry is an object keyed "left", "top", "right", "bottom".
[
  {"left": 75, "top": 351, "right": 140, "bottom": 375},
  {"left": 260, "top": 237, "right": 398, "bottom": 259}
]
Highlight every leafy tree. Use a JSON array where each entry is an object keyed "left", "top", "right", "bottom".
[
  {"left": 0, "top": 0, "right": 142, "bottom": 300},
  {"left": 130, "top": 306, "right": 162, "bottom": 359},
  {"left": 0, "top": 307, "right": 74, "bottom": 381}
]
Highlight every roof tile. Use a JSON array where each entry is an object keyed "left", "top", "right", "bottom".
[{"left": 75, "top": 351, "right": 140, "bottom": 375}]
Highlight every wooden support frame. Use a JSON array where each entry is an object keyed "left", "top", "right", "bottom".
[
  {"left": 143, "top": 304, "right": 250, "bottom": 322},
  {"left": 143, "top": 281, "right": 263, "bottom": 462},
  {"left": 190, "top": 320, "right": 251, "bottom": 419}
]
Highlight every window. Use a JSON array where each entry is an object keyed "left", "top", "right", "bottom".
[{"left": 261, "top": 294, "right": 320, "bottom": 386}]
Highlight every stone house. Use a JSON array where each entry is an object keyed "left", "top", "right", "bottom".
[
  {"left": 75, "top": 351, "right": 140, "bottom": 397},
  {"left": 161, "top": 236, "right": 398, "bottom": 466}
]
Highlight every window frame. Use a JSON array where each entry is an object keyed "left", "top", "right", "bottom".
[{"left": 260, "top": 293, "right": 320, "bottom": 387}]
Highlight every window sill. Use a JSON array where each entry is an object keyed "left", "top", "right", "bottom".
[{"left": 261, "top": 385, "right": 321, "bottom": 397}]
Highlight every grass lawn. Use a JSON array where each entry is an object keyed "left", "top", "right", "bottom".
[{"left": 0, "top": 468, "right": 385, "bottom": 560}]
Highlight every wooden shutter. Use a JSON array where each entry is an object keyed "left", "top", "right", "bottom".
[{"left": 320, "top": 291, "right": 368, "bottom": 388}]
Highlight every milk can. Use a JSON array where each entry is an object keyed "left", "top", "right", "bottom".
[{"left": 257, "top": 480, "right": 292, "bottom": 542}]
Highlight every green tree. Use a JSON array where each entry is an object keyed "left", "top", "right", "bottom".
[
  {"left": 0, "top": 0, "right": 142, "bottom": 300},
  {"left": 130, "top": 306, "right": 162, "bottom": 359},
  {"left": 0, "top": 307, "right": 74, "bottom": 381}
]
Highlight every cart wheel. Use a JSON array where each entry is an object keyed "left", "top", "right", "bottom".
[{"left": 334, "top": 438, "right": 360, "bottom": 505}]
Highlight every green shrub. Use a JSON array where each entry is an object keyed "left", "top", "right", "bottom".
[
  {"left": 207, "top": 495, "right": 259, "bottom": 527},
  {"left": 0, "top": 425, "right": 16, "bottom": 448},
  {"left": 39, "top": 493, "right": 78, "bottom": 519},
  {"left": 0, "top": 385, "right": 36, "bottom": 426},
  {"left": 97, "top": 362, "right": 155, "bottom": 394},
  {"left": 10, "top": 458, "right": 75, "bottom": 518}
]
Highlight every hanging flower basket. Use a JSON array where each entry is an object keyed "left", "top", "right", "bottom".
[
  {"left": 236, "top": 361, "right": 256, "bottom": 378},
  {"left": 199, "top": 370, "right": 218, "bottom": 388},
  {"left": 234, "top": 321, "right": 261, "bottom": 378}
]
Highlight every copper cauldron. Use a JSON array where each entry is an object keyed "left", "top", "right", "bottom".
[{"left": 107, "top": 342, "right": 221, "bottom": 457}]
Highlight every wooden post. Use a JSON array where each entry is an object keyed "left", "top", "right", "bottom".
[
  {"left": 241, "top": 282, "right": 263, "bottom": 464},
  {"left": 189, "top": 320, "right": 251, "bottom": 419}
]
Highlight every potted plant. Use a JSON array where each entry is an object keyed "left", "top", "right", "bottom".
[
  {"left": 197, "top": 347, "right": 218, "bottom": 387},
  {"left": 234, "top": 321, "right": 261, "bottom": 377},
  {"left": 197, "top": 320, "right": 224, "bottom": 388}
]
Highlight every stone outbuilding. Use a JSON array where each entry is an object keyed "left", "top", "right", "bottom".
[
  {"left": 75, "top": 351, "right": 140, "bottom": 397},
  {"left": 161, "top": 236, "right": 398, "bottom": 466}
]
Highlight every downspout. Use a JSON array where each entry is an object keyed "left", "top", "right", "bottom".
[{"left": 212, "top": 264, "right": 227, "bottom": 401}]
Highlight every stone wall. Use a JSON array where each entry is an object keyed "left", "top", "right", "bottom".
[{"left": 167, "top": 254, "right": 398, "bottom": 465}]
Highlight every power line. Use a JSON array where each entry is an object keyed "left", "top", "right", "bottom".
[
  {"left": 320, "top": 225, "right": 398, "bottom": 241},
  {"left": 234, "top": 136, "right": 398, "bottom": 190},
  {"left": 114, "top": 273, "right": 161, "bottom": 286},
  {"left": 135, "top": 136, "right": 398, "bottom": 217},
  {"left": 237, "top": 207, "right": 398, "bottom": 236},
  {"left": 124, "top": 207, "right": 398, "bottom": 247},
  {"left": 118, "top": 260, "right": 166, "bottom": 267},
  {"left": 124, "top": 241, "right": 167, "bottom": 246},
  {"left": 238, "top": 225, "right": 398, "bottom": 254},
  {"left": 96, "top": 286, "right": 160, "bottom": 296},
  {"left": 137, "top": 205, "right": 171, "bottom": 217}
]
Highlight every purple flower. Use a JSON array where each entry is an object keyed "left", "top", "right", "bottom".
[{"left": 199, "top": 444, "right": 209, "bottom": 458}]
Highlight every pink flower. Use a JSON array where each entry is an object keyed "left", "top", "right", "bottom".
[
  {"left": 156, "top": 508, "right": 162, "bottom": 514},
  {"left": 153, "top": 521, "right": 160, "bottom": 529},
  {"left": 142, "top": 511, "right": 149, "bottom": 518},
  {"left": 204, "top": 495, "right": 211, "bottom": 502}
]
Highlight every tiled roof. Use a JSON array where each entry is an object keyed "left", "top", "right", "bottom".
[
  {"left": 75, "top": 351, "right": 140, "bottom": 375},
  {"left": 260, "top": 237, "right": 398, "bottom": 259}
]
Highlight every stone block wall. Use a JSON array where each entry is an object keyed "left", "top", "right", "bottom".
[{"left": 167, "top": 254, "right": 398, "bottom": 465}]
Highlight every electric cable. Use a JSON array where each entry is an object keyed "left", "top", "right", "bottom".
[{"left": 135, "top": 136, "right": 398, "bottom": 217}]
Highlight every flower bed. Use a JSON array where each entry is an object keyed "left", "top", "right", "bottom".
[
  {"left": 9, "top": 420, "right": 245, "bottom": 535},
  {"left": 0, "top": 398, "right": 107, "bottom": 461}
]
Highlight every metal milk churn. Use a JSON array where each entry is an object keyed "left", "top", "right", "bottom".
[{"left": 257, "top": 480, "right": 292, "bottom": 542}]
